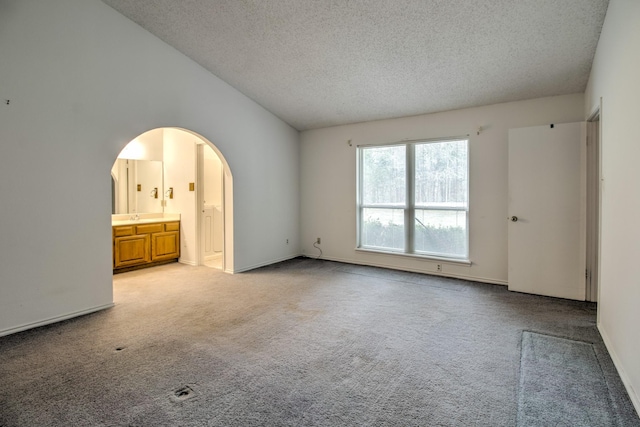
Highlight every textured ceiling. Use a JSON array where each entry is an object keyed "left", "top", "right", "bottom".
[{"left": 101, "top": 0, "right": 609, "bottom": 131}]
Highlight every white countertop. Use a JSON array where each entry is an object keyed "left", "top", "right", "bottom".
[{"left": 112, "top": 213, "right": 180, "bottom": 227}]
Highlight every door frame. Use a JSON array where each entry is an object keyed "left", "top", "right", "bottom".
[{"left": 586, "top": 103, "right": 602, "bottom": 303}]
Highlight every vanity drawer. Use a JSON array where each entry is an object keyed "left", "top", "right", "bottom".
[
  {"left": 113, "top": 226, "right": 135, "bottom": 237},
  {"left": 136, "top": 223, "right": 163, "bottom": 234},
  {"left": 164, "top": 222, "right": 180, "bottom": 232}
]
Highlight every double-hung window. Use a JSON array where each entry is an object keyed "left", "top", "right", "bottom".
[{"left": 357, "top": 138, "right": 469, "bottom": 260}]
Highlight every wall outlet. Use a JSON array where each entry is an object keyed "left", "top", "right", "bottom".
[
  {"left": 286, "top": 239, "right": 289, "bottom": 244},
  {"left": 316, "top": 237, "right": 321, "bottom": 244},
  {"left": 437, "top": 264, "right": 442, "bottom": 272}
]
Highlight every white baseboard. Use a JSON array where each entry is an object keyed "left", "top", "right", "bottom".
[
  {"left": 301, "top": 252, "right": 507, "bottom": 286},
  {"left": 204, "top": 254, "right": 222, "bottom": 261},
  {"left": 226, "top": 251, "right": 506, "bottom": 286},
  {"left": 0, "top": 303, "right": 115, "bottom": 338},
  {"left": 598, "top": 322, "right": 640, "bottom": 416},
  {"left": 231, "top": 254, "right": 301, "bottom": 274},
  {"left": 179, "top": 259, "right": 197, "bottom": 266}
]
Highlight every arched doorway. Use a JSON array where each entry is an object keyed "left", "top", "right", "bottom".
[{"left": 111, "top": 127, "right": 234, "bottom": 272}]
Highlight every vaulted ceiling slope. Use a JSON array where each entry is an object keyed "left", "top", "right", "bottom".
[{"left": 101, "top": 0, "right": 609, "bottom": 131}]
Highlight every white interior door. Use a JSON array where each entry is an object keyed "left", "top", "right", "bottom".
[
  {"left": 202, "top": 205, "right": 215, "bottom": 258},
  {"left": 508, "top": 122, "right": 586, "bottom": 300}
]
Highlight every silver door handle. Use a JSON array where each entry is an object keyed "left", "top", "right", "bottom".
[{"left": 510, "top": 216, "right": 518, "bottom": 222}]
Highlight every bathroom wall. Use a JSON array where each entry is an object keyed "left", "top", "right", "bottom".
[
  {"left": 203, "top": 146, "right": 224, "bottom": 253},
  {"left": 163, "top": 128, "right": 198, "bottom": 265}
]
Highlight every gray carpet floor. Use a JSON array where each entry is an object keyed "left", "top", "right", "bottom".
[
  {"left": 518, "top": 331, "right": 620, "bottom": 426},
  {"left": 0, "top": 258, "right": 638, "bottom": 426}
]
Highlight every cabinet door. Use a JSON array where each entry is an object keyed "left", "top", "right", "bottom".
[
  {"left": 152, "top": 231, "right": 180, "bottom": 261},
  {"left": 114, "top": 234, "right": 150, "bottom": 268}
]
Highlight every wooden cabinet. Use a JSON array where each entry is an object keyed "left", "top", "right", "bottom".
[
  {"left": 114, "top": 234, "right": 150, "bottom": 268},
  {"left": 113, "top": 221, "right": 180, "bottom": 272},
  {"left": 151, "top": 232, "right": 180, "bottom": 261}
]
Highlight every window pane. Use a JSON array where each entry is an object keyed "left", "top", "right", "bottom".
[
  {"left": 362, "top": 145, "right": 406, "bottom": 205},
  {"left": 361, "top": 208, "right": 404, "bottom": 250},
  {"left": 415, "top": 140, "right": 468, "bottom": 208},
  {"left": 414, "top": 209, "right": 467, "bottom": 258}
]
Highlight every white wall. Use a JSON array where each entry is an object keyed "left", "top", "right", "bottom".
[
  {"left": 584, "top": 0, "right": 640, "bottom": 412},
  {"left": 300, "top": 94, "right": 584, "bottom": 284},
  {"left": 0, "top": 0, "right": 300, "bottom": 336}
]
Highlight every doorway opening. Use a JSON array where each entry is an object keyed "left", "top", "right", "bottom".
[{"left": 111, "top": 127, "right": 234, "bottom": 273}]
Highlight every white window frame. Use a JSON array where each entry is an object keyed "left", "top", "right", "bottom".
[{"left": 357, "top": 137, "right": 470, "bottom": 263}]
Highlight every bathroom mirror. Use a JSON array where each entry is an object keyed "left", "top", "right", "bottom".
[{"left": 111, "top": 159, "right": 164, "bottom": 214}]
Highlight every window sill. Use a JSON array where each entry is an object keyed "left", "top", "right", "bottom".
[{"left": 355, "top": 247, "right": 472, "bottom": 266}]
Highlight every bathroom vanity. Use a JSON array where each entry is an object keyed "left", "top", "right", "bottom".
[{"left": 112, "top": 214, "right": 180, "bottom": 273}]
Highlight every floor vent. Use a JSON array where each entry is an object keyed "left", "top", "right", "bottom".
[{"left": 172, "top": 385, "right": 196, "bottom": 402}]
